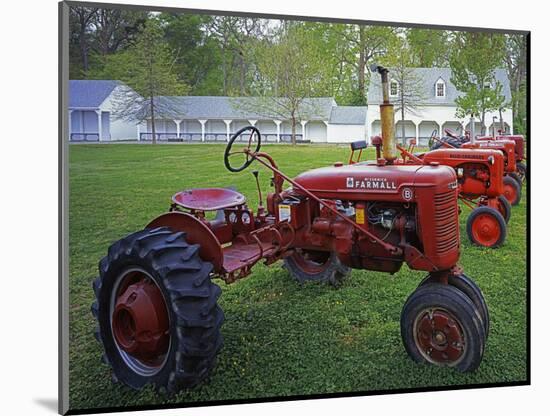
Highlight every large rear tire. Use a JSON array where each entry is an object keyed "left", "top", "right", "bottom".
[
  {"left": 401, "top": 283, "right": 486, "bottom": 372},
  {"left": 284, "top": 249, "right": 350, "bottom": 287},
  {"left": 503, "top": 175, "right": 521, "bottom": 206},
  {"left": 92, "top": 227, "right": 224, "bottom": 393}
]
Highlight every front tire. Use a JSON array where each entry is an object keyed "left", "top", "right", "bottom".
[
  {"left": 466, "top": 206, "right": 507, "bottom": 248},
  {"left": 419, "top": 274, "right": 490, "bottom": 339},
  {"left": 284, "top": 249, "right": 350, "bottom": 287},
  {"left": 503, "top": 175, "right": 521, "bottom": 206},
  {"left": 507, "top": 172, "right": 522, "bottom": 188},
  {"left": 516, "top": 162, "right": 526, "bottom": 183},
  {"left": 401, "top": 283, "right": 486, "bottom": 372},
  {"left": 495, "top": 195, "right": 512, "bottom": 224},
  {"left": 92, "top": 227, "right": 224, "bottom": 393}
]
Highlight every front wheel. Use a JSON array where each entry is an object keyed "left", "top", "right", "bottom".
[
  {"left": 503, "top": 175, "right": 521, "bottom": 206},
  {"left": 401, "top": 283, "right": 486, "bottom": 372},
  {"left": 92, "top": 227, "right": 224, "bottom": 393},
  {"left": 493, "top": 195, "right": 511, "bottom": 224},
  {"left": 516, "top": 162, "right": 527, "bottom": 183},
  {"left": 418, "top": 274, "right": 490, "bottom": 339},
  {"left": 284, "top": 249, "right": 350, "bottom": 287},
  {"left": 507, "top": 172, "right": 522, "bottom": 188},
  {"left": 466, "top": 206, "right": 507, "bottom": 248}
]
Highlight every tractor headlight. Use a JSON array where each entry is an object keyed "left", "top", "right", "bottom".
[{"left": 488, "top": 156, "right": 495, "bottom": 165}]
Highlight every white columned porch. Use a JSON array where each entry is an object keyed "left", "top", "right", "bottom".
[
  {"left": 223, "top": 120, "right": 232, "bottom": 141},
  {"left": 137, "top": 123, "right": 141, "bottom": 141},
  {"left": 300, "top": 120, "right": 308, "bottom": 141},
  {"left": 438, "top": 122, "right": 443, "bottom": 139},
  {"left": 96, "top": 109, "right": 102, "bottom": 141},
  {"left": 274, "top": 120, "right": 282, "bottom": 142},
  {"left": 199, "top": 119, "right": 207, "bottom": 142},
  {"left": 68, "top": 110, "right": 73, "bottom": 141},
  {"left": 174, "top": 119, "right": 182, "bottom": 139},
  {"left": 414, "top": 122, "right": 419, "bottom": 142}
]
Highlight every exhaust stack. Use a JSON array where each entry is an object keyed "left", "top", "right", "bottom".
[{"left": 371, "top": 65, "right": 396, "bottom": 163}]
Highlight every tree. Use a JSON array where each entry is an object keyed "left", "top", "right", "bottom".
[
  {"left": 244, "top": 26, "right": 329, "bottom": 144},
  {"left": 450, "top": 32, "right": 507, "bottom": 134},
  {"left": 406, "top": 28, "right": 451, "bottom": 67},
  {"left": 503, "top": 34, "right": 527, "bottom": 135},
  {"left": 93, "top": 19, "right": 189, "bottom": 144},
  {"left": 381, "top": 41, "right": 426, "bottom": 143},
  {"left": 69, "top": 6, "right": 98, "bottom": 77},
  {"left": 340, "top": 25, "right": 398, "bottom": 105},
  {"left": 68, "top": 6, "right": 147, "bottom": 78},
  {"left": 160, "top": 13, "right": 224, "bottom": 95},
  {"left": 208, "top": 16, "right": 270, "bottom": 95},
  {"left": 91, "top": 8, "right": 147, "bottom": 57}
]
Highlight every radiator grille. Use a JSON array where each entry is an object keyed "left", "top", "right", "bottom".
[{"left": 433, "top": 190, "right": 459, "bottom": 255}]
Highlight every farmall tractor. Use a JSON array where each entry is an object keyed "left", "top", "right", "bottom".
[
  {"left": 431, "top": 130, "right": 523, "bottom": 206},
  {"left": 92, "top": 66, "right": 488, "bottom": 394}
]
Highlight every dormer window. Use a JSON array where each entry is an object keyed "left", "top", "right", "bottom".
[
  {"left": 390, "top": 80, "right": 398, "bottom": 97},
  {"left": 436, "top": 79, "right": 446, "bottom": 97}
]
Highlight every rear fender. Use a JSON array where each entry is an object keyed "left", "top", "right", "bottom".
[{"left": 146, "top": 212, "right": 224, "bottom": 273}]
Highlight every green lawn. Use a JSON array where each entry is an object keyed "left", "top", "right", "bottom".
[{"left": 68, "top": 143, "right": 527, "bottom": 411}]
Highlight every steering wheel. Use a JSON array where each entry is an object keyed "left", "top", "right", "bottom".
[
  {"left": 444, "top": 127, "right": 459, "bottom": 140},
  {"left": 224, "top": 125, "right": 262, "bottom": 172},
  {"left": 428, "top": 129, "right": 439, "bottom": 148}
]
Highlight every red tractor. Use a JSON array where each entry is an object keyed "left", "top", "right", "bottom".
[
  {"left": 431, "top": 132, "right": 522, "bottom": 206},
  {"left": 350, "top": 138, "right": 510, "bottom": 248},
  {"left": 92, "top": 66, "right": 489, "bottom": 394},
  {"left": 477, "top": 134, "right": 526, "bottom": 183}
]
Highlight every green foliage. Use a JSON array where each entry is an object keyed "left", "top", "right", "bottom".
[
  {"left": 380, "top": 37, "right": 426, "bottom": 140},
  {"left": 69, "top": 7, "right": 526, "bottom": 136},
  {"left": 450, "top": 32, "right": 508, "bottom": 127},
  {"left": 244, "top": 25, "right": 332, "bottom": 143},
  {"left": 68, "top": 144, "right": 526, "bottom": 411},
  {"left": 160, "top": 13, "right": 225, "bottom": 95},
  {"left": 406, "top": 28, "right": 451, "bottom": 67}
]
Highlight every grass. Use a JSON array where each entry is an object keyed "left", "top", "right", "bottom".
[{"left": 68, "top": 143, "right": 527, "bottom": 411}]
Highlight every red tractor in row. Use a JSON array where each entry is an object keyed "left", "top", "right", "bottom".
[
  {"left": 430, "top": 131, "right": 524, "bottom": 206},
  {"left": 349, "top": 138, "right": 511, "bottom": 248},
  {"left": 92, "top": 66, "right": 489, "bottom": 394}
]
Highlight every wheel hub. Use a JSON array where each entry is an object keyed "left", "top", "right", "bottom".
[
  {"left": 112, "top": 278, "right": 169, "bottom": 363},
  {"left": 472, "top": 214, "right": 500, "bottom": 246},
  {"left": 415, "top": 309, "right": 465, "bottom": 364}
]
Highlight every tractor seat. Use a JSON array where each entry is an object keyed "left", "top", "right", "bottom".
[{"left": 172, "top": 188, "right": 246, "bottom": 211}]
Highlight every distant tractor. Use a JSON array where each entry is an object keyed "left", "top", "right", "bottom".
[
  {"left": 92, "top": 66, "right": 489, "bottom": 394},
  {"left": 350, "top": 137, "right": 510, "bottom": 248},
  {"left": 430, "top": 131, "right": 523, "bottom": 206}
]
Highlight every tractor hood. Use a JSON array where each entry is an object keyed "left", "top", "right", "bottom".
[{"left": 292, "top": 163, "right": 457, "bottom": 202}]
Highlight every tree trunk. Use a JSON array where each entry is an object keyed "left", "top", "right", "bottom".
[
  {"left": 150, "top": 96, "right": 157, "bottom": 145},
  {"left": 291, "top": 113, "right": 296, "bottom": 145},
  {"left": 79, "top": 21, "right": 89, "bottom": 74},
  {"left": 239, "top": 52, "right": 246, "bottom": 95},
  {"left": 401, "top": 107, "right": 406, "bottom": 145},
  {"left": 357, "top": 27, "right": 366, "bottom": 105}
]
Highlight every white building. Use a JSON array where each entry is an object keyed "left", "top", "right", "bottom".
[
  {"left": 367, "top": 68, "right": 513, "bottom": 145},
  {"left": 68, "top": 80, "right": 137, "bottom": 141},
  {"left": 137, "top": 96, "right": 368, "bottom": 144},
  {"left": 68, "top": 81, "right": 368, "bottom": 143}
]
